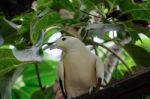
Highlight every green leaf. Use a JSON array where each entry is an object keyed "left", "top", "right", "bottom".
[
  {"left": 0, "top": 21, "right": 21, "bottom": 45},
  {"left": 23, "top": 60, "right": 57, "bottom": 86},
  {"left": 17, "top": 12, "right": 35, "bottom": 35},
  {"left": 129, "top": 31, "right": 141, "bottom": 42},
  {"left": 51, "top": 0, "right": 75, "bottom": 11},
  {"left": 135, "top": 39, "right": 150, "bottom": 52},
  {"left": 37, "top": 0, "right": 52, "bottom": 10},
  {"left": 112, "top": 68, "right": 124, "bottom": 80},
  {"left": 43, "top": 26, "right": 61, "bottom": 43},
  {"left": 112, "top": 50, "right": 136, "bottom": 80},
  {"left": 12, "top": 86, "right": 38, "bottom": 99},
  {"left": 0, "top": 34, "right": 4, "bottom": 45},
  {"left": 12, "top": 31, "right": 44, "bottom": 62},
  {"left": 135, "top": 26, "right": 150, "bottom": 38},
  {"left": 30, "top": 86, "right": 55, "bottom": 99},
  {"left": 0, "top": 67, "right": 24, "bottom": 99},
  {"left": 80, "top": 0, "right": 95, "bottom": 11},
  {"left": 0, "top": 48, "right": 30, "bottom": 76},
  {"left": 119, "top": 0, "right": 150, "bottom": 20},
  {"left": 32, "top": 12, "right": 61, "bottom": 43},
  {"left": 124, "top": 44, "right": 150, "bottom": 67}
]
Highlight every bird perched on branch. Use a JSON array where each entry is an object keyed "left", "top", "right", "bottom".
[{"left": 54, "top": 36, "right": 105, "bottom": 99}]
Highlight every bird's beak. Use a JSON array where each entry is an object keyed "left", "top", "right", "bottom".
[{"left": 49, "top": 42, "right": 57, "bottom": 50}]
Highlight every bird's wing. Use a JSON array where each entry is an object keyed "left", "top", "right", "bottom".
[
  {"left": 95, "top": 57, "right": 105, "bottom": 86},
  {"left": 57, "top": 61, "right": 67, "bottom": 98}
]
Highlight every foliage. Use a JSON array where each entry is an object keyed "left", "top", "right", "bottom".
[{"left": 0, "top": 0, "right": 150, "bottom": 99}]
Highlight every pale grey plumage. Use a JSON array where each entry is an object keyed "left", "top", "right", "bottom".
[{"left": 56, "top": 36, "right": 104, "bottom": 98}]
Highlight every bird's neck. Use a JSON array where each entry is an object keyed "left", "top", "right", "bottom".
[{"left": 62, "top": 47, "right": 87, "bottom": 58}]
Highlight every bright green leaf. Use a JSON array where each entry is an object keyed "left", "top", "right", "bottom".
[
  {"left": 135, "top": 39, "right": 150, "bottom": 52},
  {"left": 23, "top": 60, "right": 57, "bottom": 86}
]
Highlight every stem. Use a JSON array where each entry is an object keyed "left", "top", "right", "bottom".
[
  {"left": 86, "top": 40, "right": 134, "bottom": 75},
  {"left": 35, "top": 63, "right": 45, "bottom": 93},
  {"left": 82, "top": 31, "right": 88, "bottom": 41},
  {"left": 99, "top": 44, "right": 134, "bottom": 75},
  {"left": 118, "top": 9, "right": 150, "bottom": 18},
  {"left": 93, "top": 45, "right": 98, "bottom": 56},
  {"left": 75, "top": 7, "right": 101, "bottom": 18}
]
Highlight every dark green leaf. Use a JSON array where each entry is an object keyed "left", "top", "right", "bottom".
[
  {"left": 30, "top": 86, "right": 55, "bottom": 99},
  {"left": 129, "top": 31, "right": 141, "bottom": 42},
  {"left": 51, "top": 0, "right": 75, "bottom": 11},
  {"left": 12, "top": 86, "right": 37, "bottom": 99},
  {"left": 0, "top": 21, "right": 20, "bottom": 45},
  {"left": 37, "top": 0, "right": 52, "bottom": 10},
  {"left": 80, "top": 0, "right": 95, "bottom": 11},
  {"left": 124, "top": 44, "right": 150, "bottom": 67},
  {"left": 0, "top": 34, "right": 4, "bottom": 45},
  {"left": 119, "top": 0, "right": 150, "bottom": 20},
  {"left": 32, "top": 12, "right": 61, "bottom": 43}
]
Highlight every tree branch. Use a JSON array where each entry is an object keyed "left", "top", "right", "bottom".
[{"left": 85, "top": 40, "right": 134, "bottom": 75}]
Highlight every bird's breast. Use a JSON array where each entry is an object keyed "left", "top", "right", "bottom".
[{"left": 63, "top": 51, "right": 97, "bottom": 97}]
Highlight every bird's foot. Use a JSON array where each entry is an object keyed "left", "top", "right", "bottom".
[{"left": 88, "top": 86, "right": 96, "bottom": 94}]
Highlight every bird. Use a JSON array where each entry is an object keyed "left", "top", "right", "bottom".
[{"left": 55, "top": 36, "right": 104, "bottom": 99}]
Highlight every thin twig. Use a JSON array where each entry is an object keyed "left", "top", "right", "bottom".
[
  {"left": 99, "top": 44, "right": 134, "bottom": 75},
  {"left": 42, "top": 42, "right": 54, "bottom": 50},
  {"left": 94, "top": 45, "right": 98, "bottom": 56},
  {"left": 97, "top": 47, "right": 107, "bottom": 58},
  {"left": 75, "top": 7, "right": 101, "bottom": 18},
  {"left": 82, "top": 31, "right": 88, "bottom": 41},
  {"left": 86, "top": 40, "right": 134, "bottom": 75},
  {"left": 35, "top": 63, "right": 45, "bottom": 93}
]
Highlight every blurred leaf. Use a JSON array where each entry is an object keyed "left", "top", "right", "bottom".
[
  {"left": 129, "top": 31, "right": 141, "bottom": 42},
  {"left": 37, "top": 0, "right": 52, "bottom": 10},
  {"left": 43, "top": 26, "right": 61, "bottom": 43},
  {"left": 23, "top": 60, "right": 57, "bottom": 86},
  {"left": 135, "top": 39, "right": 150, "bottom": 52},
  {"left": 119, "top": 0, "right": 150, "bottom": 20},
  {"left": 17, "top": 12, "right": 35, "bottom": 35},
  {"left": 32, "top": 12, "right": 61, "bottom": 43},
  {"left": 86, "top": 23, "right": 125, "bottom": 38},
  {"left": 51, "top": 0, "right": 75, "bottom": 11},
  {"left": 145, "top": 95, "right": 150, "bottom": 99},
  {"left": 112, "top": 68, "right": 124, "bottom": 80},
  {"left": 12, "top": 31, "right": 44, "bottom": 62},
  {"left": 0, "top": 20, "right": 21, "bottom": 45},
  {"left": 80, "top": 0, "right": 95, "bottom": 11},
  {"left": 135, "top": 26, "right": 150, "bottom": 38},
  {"left": 123, "top": 22, "right": 149, "bottom": 40},
  {"left": 12, "top": 86, "right": 38, "bottom": 99},
  {"left": 71, "top": 0, "right": 81, "bottom": 8},
  {"left": 0, "top": 48, "right": 30, "bottom": 76},
  {"left": 0, "top": 67, "right": 24, "bottom": 99},
  {"left": 124, "top": 44, "right": 150, "bottom": 67},
  {"left": 112, "top": 50, "right": 136, "bottom": 80},
  {"left": 30, "top": 86, "right": 55, "bottom": 99},
  {"left": 0, "top": 34, "right": 4, "bottom": 45}
]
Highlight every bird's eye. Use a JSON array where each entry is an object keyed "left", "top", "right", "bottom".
[{"left": 62, "top": 37, "right": 66, "bottom": 41}]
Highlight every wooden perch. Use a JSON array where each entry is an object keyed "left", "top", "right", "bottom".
[{"left": 77, "top": 70, "right": 150, "bottom": 99}]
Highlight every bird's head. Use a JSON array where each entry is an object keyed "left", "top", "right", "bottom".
[{"left": 55, "top": 36, "right": 84, "bottom": 52}]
